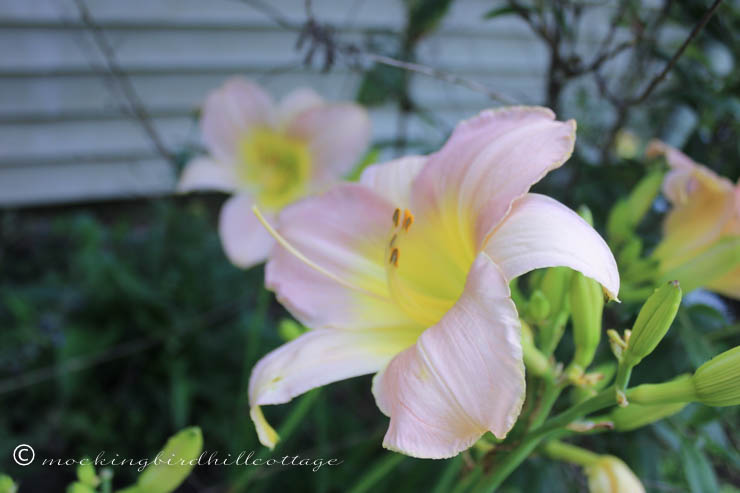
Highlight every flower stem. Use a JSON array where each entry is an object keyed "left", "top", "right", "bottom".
[
  {"left": 542, "top": 440, "right": 599, "bottom": 466},
  {"left": 473, "top": 387, "right": 617, "bottom": 492}
]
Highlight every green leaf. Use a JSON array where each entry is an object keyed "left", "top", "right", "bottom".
[
  {"left": 356, "top": 64, "right": 405, "bottom": 106},
  {"left": 680, "top": 438, "right": 719, "bottom": 493}
]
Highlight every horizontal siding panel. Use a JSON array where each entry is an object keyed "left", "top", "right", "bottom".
[
  {"left": 0, "top": 159, "right": 175, "bottom": 206},
  {"left": 0, "top": 28, "right": 548, "bottom": 74},
  {"left": 0, "top": 107, "right": 488, "bottom": 167},
  {"left": 0, "top": 71, "right": 544, "bottom": 121}
]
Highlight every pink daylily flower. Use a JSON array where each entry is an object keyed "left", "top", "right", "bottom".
[
  {"left": 648, "top": 140, "right": 740, "bottom": 298},
  {"left": 249, "top": 107, "right": 620, "bottom": 458},
  {"left": 178, "top": 77, "right": 371, "bottom": 268}
]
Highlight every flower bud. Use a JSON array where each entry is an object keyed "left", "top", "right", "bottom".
[
  {"left": 622, "top": 281, "right": 681, "bottom": 367},
  {"left": 607, "top": 170, "right": 663, "bottom": 247},
  {"left": 0, "top": 475, "right": 17, "bottom": 493},
  {"left": 66, "top": 484, "right": 96, "bottom": 493},
  {"left": 570, "top": 272, "right": 604, "bottom": 369},
  {"left": 693, "top": 345, "right": 740, "bottom": 407},
  {"left": 539, "top": 267, "right": 572, "bottom": 317},
  {"left": 585, "top": 456, "right": 645, "bottom": 493},
  {"left": 135, "top": 427, "right": 203, "bottom": 493},
  {"left": 278, "top": 319, "right": 306, "bottom": 342},
  {"left": 608, "top": 401, "right": 687, "bottom": 431},
  {"left": 527, "top": 290, "right": 551, "bottom": 322},
  {"left": 521, "top": 321, "right": 551, "bottom": 379},
  {"left": 77, "top": 460, "right": 99, "bottom": 487}
]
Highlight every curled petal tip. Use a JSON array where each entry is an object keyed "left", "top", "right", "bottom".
[{"left": 250, "top": 406, "right": 280, "bottom": 449}]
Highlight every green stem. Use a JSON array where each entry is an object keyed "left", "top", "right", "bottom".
[
  {"left": 474, "top": 387, "right": 617, "bottom": 492},
  {"left": 542, "top": 440, "right": 599, "bottom": 466},
  {"left": 346, "top": 453, "right": 405, "bottom": 493}
]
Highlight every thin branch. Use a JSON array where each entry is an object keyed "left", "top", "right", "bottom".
[
  {"left": 73, "top": 0, "right": 176, "bottom": 165},
  {"left": 618, "top": 0, "right": 724, "bottom": 105},
  {"left": 363, "top": 54, "right": 518, "bottom": 105},
  {"left": 238, "top": 0, "right": 519, "bottom": 104}
]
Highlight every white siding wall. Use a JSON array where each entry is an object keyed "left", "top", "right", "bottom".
[{"left": 0, "top": 0, "right": 617, "bottom": 206}]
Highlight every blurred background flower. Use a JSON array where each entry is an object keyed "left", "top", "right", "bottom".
[{"left": 1, "top": 0, "right": 738, "bottom": 491}]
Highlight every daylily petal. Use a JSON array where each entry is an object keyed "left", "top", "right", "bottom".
[
  {"left": 218, "top": 194, "right": 274, "bottom": 268},
  {"left": 276, "top": 88, "right": 324, "bottom": 127},
  {"left": 485, "top": 193, "right": 620, "bottom": 299},
  {"left": 286, "top": 103, "right": 371, "bottom": 179},
  {"left": 201, "top": 77, "right": 274, "bottom": 163},
  {"left": 373, "top": 254, "right": 525, "bottom": 459},
  {"left": 249, "top": 327, "right": 417, "bottom": 448},
  {"left": 411, "top": 106, "right": 576, "bottom": 251},
  {"left": 177, "top": 157, "right": 238, "bottom": 193},
  {"left": 360, "top": 155, "right": 427, "bottom": 209},
  {"left": 266, "top": 183, "right": 417, "bottom": 331}
]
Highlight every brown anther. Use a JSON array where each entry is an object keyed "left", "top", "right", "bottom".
[
  {"left": 402, "top": 209, "right": 414, "bottom": 231},
  {"left": 389, "top": 233, "right": 398, "bottom": 248},
  {"left": 392, "top": 208, "right": 401, "bottom": 227},
  {"left": 389, "top": 248, "right": 399, "bottom": 267}
]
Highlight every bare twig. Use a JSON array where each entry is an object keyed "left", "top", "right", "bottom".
[
  {"left": 237, "top": 0, "right": 518, "bottom": 104},
  {"left": 621, "top": 0, "right": 724, "bottom": 105},
  {"left": 73, "top": 0, "right": 176, "bottom": 165},
  {"left": 364, "top": 54, "right": 518, "bottom": 105}
]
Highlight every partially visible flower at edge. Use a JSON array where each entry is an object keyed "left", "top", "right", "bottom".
[
  {"left": 178, "top": 77, "right": 371, "bottom": 268},
  {"left": 249, "top": 106, "right": 620, "bottom": 459},
  {"left": 586, "top": 455, "right": 646, "bottom": 493},
  {"left": 647, "top": 140, "right": 740, "bottom": 299}
]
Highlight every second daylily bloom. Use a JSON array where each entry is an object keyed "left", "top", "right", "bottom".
[
  {"left": 648, "top": 140, "right": 740, "bottom": 298},
  {"left": 249, "top": 107, "right": 620, "bottom": 458},
  {"left": 178, "top": 77, "right": 370, "bottom": 268}
]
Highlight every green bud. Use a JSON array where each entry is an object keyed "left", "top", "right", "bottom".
[
  {"left": 135, "top": 427, "right": 203, "bottom": 493},
  {"left": 618, "top": 236, "right": 643, "bottom": 266},
  {"left": 622, "top": 281, "right": 682, "bottom": 367},
  {"left": 607, "top": 170, "right": 663, "bottom": 248},
  {"left": 625, "top": 170, "right": 663, "bottom": 227},
  {"left": 0, "top": 475, "right": 17, "bottom": 493},
  {"left": 278, "top": 319, "right": 306, "bottom": 342},
  {"left": 628, "top": 374, "right": 696, "bottom": 405},
  {"left": 539, "top": 267, "right": 572, "bottom": 316},
  {"left": 577, "top": 205, "right": 594, "bottom": 226},
  {"left": 570, "top": 272, "right": 604, "bottom": 368},
  {"left": 66, "top": 484, "right": 96, "bottom": 493},
  {"left": 659, "top": 236, "right": 740, "bottom": 293},
  {"left": 521, "top": 321, "right": 551, "bottom": 379},
  {"left": 77, "top": 460, "right": 99, "bottom": 487},
  {"left": 527, "top": 290, "right": 551, "bottom": 322},
  {"left": 609, "top": 401, "right": 687, "bottom": 431},
  {"left": 693, "top": 345, "right": 740, "bottom": 407}
]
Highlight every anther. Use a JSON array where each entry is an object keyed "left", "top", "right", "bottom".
[
  {"left": 389, "top": 248, "right": 399, "bottom": 267},
  {"left": 402, "top": 209, "right": 414, "bottom": 232},
  {"left": 392, "top": 208, "right": 401, "bottom": 227},
  {"left": 389, "top": 233, "right": 398, "bottom": 248}
]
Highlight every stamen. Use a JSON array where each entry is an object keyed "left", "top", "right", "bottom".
[
  {"left": 392, "top": 208, "right": 401, "bottom": 227},
  {"left": 389, "top": 233, "right": 398, "bottom": 248},
  {"left": 252, "top": 205, "right": 389, "bottom": 300},
  {"left": 389, "top": 248, "right": 399, "bottom": 267},
  {"left": 402, "top": 209, "right": 414, "bottom": 232}
]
